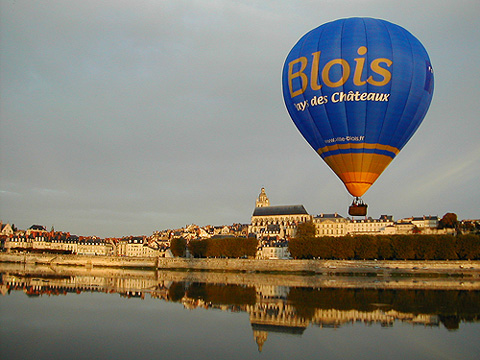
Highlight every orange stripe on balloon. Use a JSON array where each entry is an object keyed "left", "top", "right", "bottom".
[
  {"left": 317, "top": 143, "right": 400, "bottom": 156},
  {"left": 321, "top": 153, "right": 395, "bottom": 197}
]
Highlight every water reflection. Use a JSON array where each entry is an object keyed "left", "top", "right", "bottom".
[{"left": 2, "top": 263, "right": 479, "bottom": 353}]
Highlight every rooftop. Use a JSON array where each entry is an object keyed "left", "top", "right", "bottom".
[{"left": 252, "top": 205, "right": 308, "bottom": 217}]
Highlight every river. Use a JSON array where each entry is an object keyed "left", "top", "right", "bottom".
[{"left": 1, "top": 263, "right": 479, "bottom": 359}]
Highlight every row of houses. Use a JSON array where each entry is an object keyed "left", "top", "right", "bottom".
[
  {"left": 2, "top": 233, "right": 113, "bottom": 255},
  {"left": 151, "top": 223, "right": 249, "bottom": 242},
  {"left": 0, "top": 222, "right": 248, "bottom": 257},
  {"left": 313, "top": 213, "right": 451, "bottom": 237},
  {"left": 249, "top": 188, "right": 464, "bottom": 259},
  {"left": 0, "top": 225, "right": 172, "bottom": 257},
  {"left": 249, "top": 188, "right": 457, "bottom": 241}
]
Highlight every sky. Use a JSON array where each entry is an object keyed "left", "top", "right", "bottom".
[{"left": 1, "top": 0, "right": 479, "bottom": 237}]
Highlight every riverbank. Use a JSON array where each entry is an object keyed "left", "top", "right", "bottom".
[
  {"left": 2, "top": 261, "right": 480, "bottom": 291},
  {"left": 1, "top": 252, "right": 480, "bottom": 276}
]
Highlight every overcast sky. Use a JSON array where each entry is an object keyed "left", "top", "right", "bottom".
[{"left": 1, "top": 0, "right": 479, "bottom": 237}]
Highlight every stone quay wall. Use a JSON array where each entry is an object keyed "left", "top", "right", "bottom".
[
  {"left": 157, "top": 257, "right": 480, "bottom": 275},
  {"left": 0, "top": 252, "right": 156, "bottom": 268},
  {"left": 1, "top": 252, "right": 480, "bottom": 276}
]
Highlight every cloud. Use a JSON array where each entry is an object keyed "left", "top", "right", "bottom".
[{"left": 1, "top": 0, "right": 479, "bottom": 236}]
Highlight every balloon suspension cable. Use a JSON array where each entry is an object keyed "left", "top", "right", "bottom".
[{"left": 351, "top": 197, "right": 365, "bottom": 206}]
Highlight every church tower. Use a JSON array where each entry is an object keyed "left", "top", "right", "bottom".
[
  {"left": 253, "top": 330, "right": 268, "bottom": 352},
  {"left": 255, "top": 187, "right": 270, "bottom": 208}
]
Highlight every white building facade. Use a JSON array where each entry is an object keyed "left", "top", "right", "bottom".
[{"left": 249, "top": 188, "right": 311, "bottom": 239}]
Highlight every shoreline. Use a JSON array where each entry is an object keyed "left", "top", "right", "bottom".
[
  {"left": 2, "top": 260, "right": 480, "bottom": 291},
  {"left": 1, "top": 252, "right": 480, "bottom": 277}
]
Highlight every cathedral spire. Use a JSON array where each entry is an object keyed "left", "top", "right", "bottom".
[
  {"left": 256, "top": 187, "right": 270, "bottom": 208},
  {"left": 253, "top": 330, "right": 268, "bottom": 352}
]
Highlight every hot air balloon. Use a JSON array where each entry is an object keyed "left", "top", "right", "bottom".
[{"left": 282, "top": 17, "right": 434, "bottom": 216}]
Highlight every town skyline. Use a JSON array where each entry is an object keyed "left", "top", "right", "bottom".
[{"left": 1, "top": 186, "right": 474, "bottom": 240}]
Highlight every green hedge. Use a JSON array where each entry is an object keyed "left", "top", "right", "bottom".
[
  {"left": 188, "top": 237, "right": 257, "bottom": 258},
  {"left": 288, "top": 234, "right": 480, "bottom": 260}
]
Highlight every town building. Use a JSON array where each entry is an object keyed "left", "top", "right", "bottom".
[
  {"left": 0, "top": 223, "right": 14, "bottom": 236},
  {"left": 249, "top": 188, "right": 311, "bottom": 239},
  {"left": 313, "top": 213, "right": 348, "bottom": 236},
  {"left": 313, "top": 214, "right": 396, "bottom": 236},
  {"left": 77, "top": 238, "right": 113, "bottom": 256},
  {"left": 347, "top": 215, "right": 395, "bottom": 235},
  {"left": 26, "top": 225, "right": 48, "bottom": 236},
  {"left": 393, "top": 215, "right": 441, "bottom": 234},
  {"left": 117, "top": 236, "right": 161, "bottom": 257},
  {"left": 410, "top": 215, "right": 439, "bottom": 229},
  {"left": 4, "top": 229, "right": 80, "bottom": 254},
  {"left": 460, "top": 219, "right": 480, "bottom": 234},
  {"left": 49, "top": 237, "right": 78, "bottom": 253},
  {"left": 256, "top": 244, "right": 290, "bottom": 259}
]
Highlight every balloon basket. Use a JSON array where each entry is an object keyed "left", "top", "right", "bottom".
[{"left": 348, "top": 198, "right": 368, "bottom": 217}]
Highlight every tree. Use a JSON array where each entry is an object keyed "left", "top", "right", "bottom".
[
  {"left": 239, "top": 238, "right": 258, "bottom": 258},
  {"left": 392, "top": 235, "right": 416, "bottom": 260},
  {"left": 377, "top": 237, "right": 393, "bottom": 260},
  {"left": 190, "top": 237, "right": 258, "bottom": 258},
  {"left": 435, "top": 235, "right": 457, "bottom": 260},
  {"left": 288, "top": 237, "right": 306, "bottom": 259},
  {"left": 168, "top": 282, "right": 185, "bottom": 302},
  {"left": 189, "top": 239, "right": 207, "bottom": 258},
  {"left": 415, "top": 235, "right": 436, "bottom": 260},
  {"left": 439, "top": 213, "right": 458, "bottom": 229},
  {"left": 314, "top": 236, "right": 334, "bottom": 259},
  {"left": 170, "top": 238, "right": 187, "bottom": 257},
  {"left": 456, "top": 234, "right": 480, "bottom": 260},
  {"left": 354, "top": 235, "right": 378, "bottom": 260},
  {"left": 289, "top": 222, "right": 317, "bottom": 259},
  {"left": 295, "top": 221, "right": 316, "bottom": 239},
  {"left": 332, "top": 236, "right": 355, "bottom": 259}
]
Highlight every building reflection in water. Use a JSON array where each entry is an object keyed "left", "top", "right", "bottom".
[{"left": 1, "top": 265, "right": 479, "bottom": 352}]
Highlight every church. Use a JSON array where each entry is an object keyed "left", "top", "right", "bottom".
[{"left": 249, "top": 188, "right": 311, "bottom": 239}]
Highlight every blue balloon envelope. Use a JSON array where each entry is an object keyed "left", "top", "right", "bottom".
[{"left": 282, "top": 17, "right": 434, "bottom": 197}]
